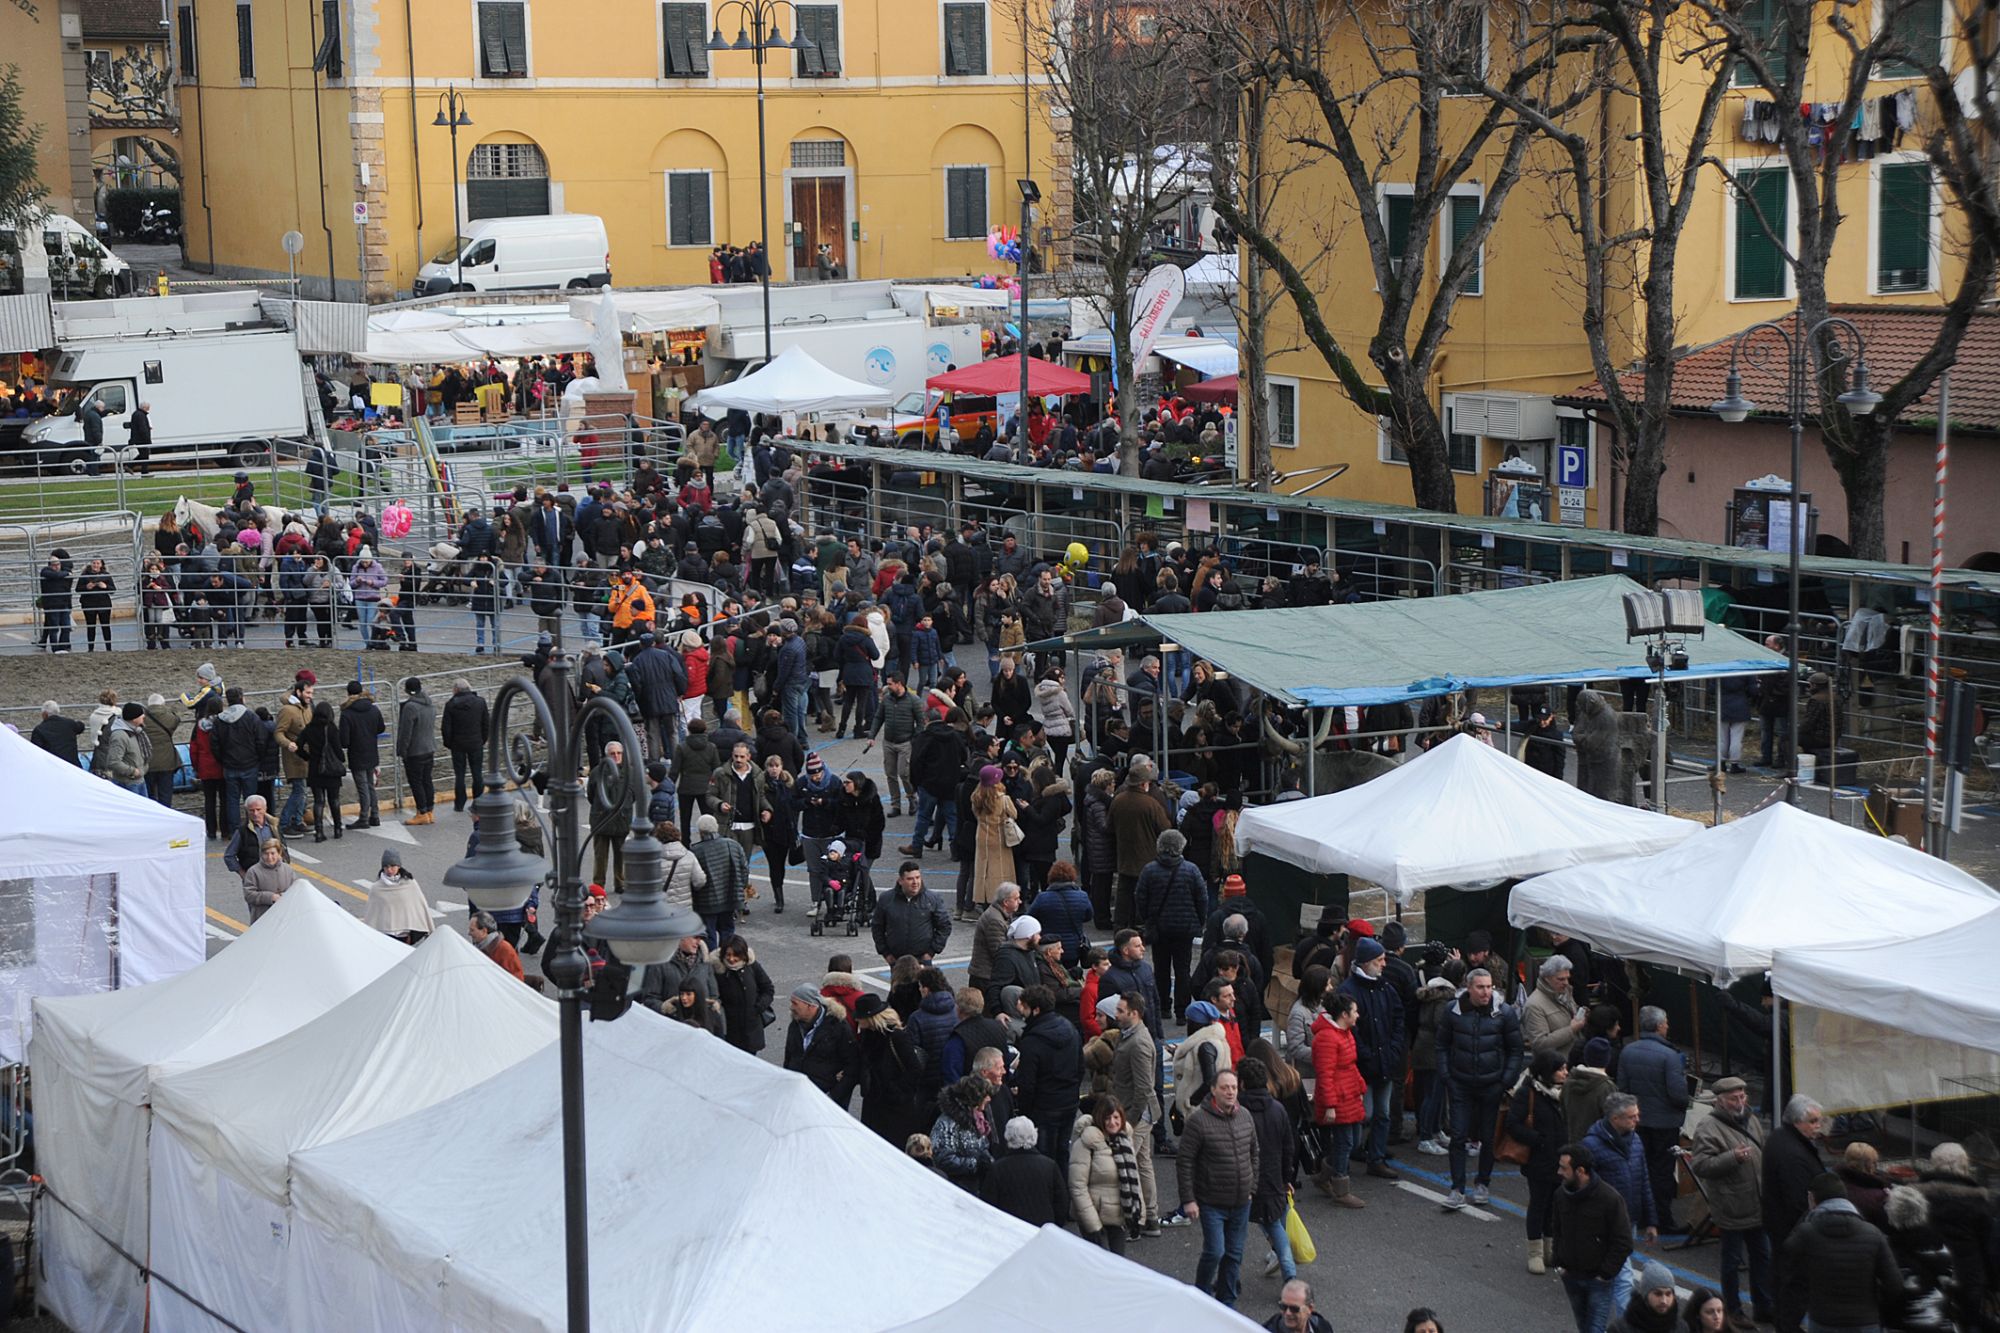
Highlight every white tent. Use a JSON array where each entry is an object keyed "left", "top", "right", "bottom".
[
  {"left": 1775, "top": 915, "right": 2000, "bottom": 1055},
  {"left": 283, "top": 1011, "right": 1034, "bottom": 1331},
  {"left": 569, "top": 288, "right": 721, "bottom": 333},
  {"left": 688, "top": 343, "right": 895, "bottom": 415},
  {"left": 1509, "top": 802, "right": 2000, "bottom": 983},
  {"left": 29, "top": 887, "right": 407, "bottom": 1333},
  {"left": 0, "top": 723, "right": 205, "bottom": 1062},
  {"left": 884, "top": 1226, "right": 1260, "bottom": 1332},
  {"left": 145, "top": 930, "right": 557, "bottom": 1331},
  {"left": 1234, "top": 733, "right": 1699, "bottom": 901}
]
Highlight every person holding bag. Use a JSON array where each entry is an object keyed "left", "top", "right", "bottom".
[
  {"left": 1309, "top": 992, "right": 1367, "bottom": 1209},
  {"left": 1506, "top": 1048, "right": 1569, "bottom": 1273}
]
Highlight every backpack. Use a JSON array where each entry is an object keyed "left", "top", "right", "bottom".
[
  {"left": 90, "top": 717, "right": 117, "bottom": 776},
  {"left": 1214, "top": 584, "right": 1247, "bottom": 612}
]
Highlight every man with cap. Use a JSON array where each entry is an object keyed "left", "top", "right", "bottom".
[
  {"left": 1337, "top": 932, "right": 1406, "bottom": 1183},
  {"left": 1134, "top": 828, "right": 1210, "bottom": 1024},
  {"left": 794, "top": 749, "right": 843, "bottom": 903},
  {"left": 1203, "top": 873, "right": 1274, "bottom": 984},
  {"left": 1609, "top": 1261, "right": 1680, "bottom": 1332},
  {"left": 1689, "top": 1076, "right": 1772, "bottom": 1326},
  {"left": 871, "top": 862, "right": 952, "bottom": 968},
  {"left": 990, "top": 913, "right": 1045, "bottom": 1008},
  {"left": 274, "top": 671, "right": 316, "bottom": 834},
  {"left": 97, "top": 702, "right": 153, "bottom": 794},
  {"left": 626, "top": 629, "right": 688, "bottom": 756},
  {"left": 690, "top": 813, "right": 750, "bottom": 948},
  {"left": 396, "top": 677, "right": 438, "bottom": 825},
  {"left": 783, "top": 984, "right": 859, "bottom": 1105}
]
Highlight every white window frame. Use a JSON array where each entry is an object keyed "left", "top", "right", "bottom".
[
  {"left": 1440, "top": 8, "right": 1489, "bottom": 97},
  {"left": 1723, "top": 155, "right": 1798, "bottom": 303},
  {"left": 1377, "top": 401, "right": 1480, "bottom": 474},
  {"left": 664, "top": 169, "right": 715, "bottom": 248},
  {"left": 938, "top": 0, "right": 990, "bottom": 78},
  {"left": 1265, "top": 376, "right": 1299, "bottom": 449},
  {"left": 942, "top": 163, "right": 989, "bottom": 240},
  {"left": 1867, "top": 150, "right": 1942, "bottom": 295},
  {"left": 1442, "top": 182, "right": 1484, "bottom": 297},
  {"left": 1376, "top": 182, "right": 1415, "bottom": 291},
  {"left": 471, "top": 0, "right": 533, "bottom": 81},
  {"left": 1869, "top": 0, "right": 1950, "bottom": 81}
]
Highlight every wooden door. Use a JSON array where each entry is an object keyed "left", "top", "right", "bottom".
[{"left": 790, "top": 178, "right": 847, "bottom": 278}]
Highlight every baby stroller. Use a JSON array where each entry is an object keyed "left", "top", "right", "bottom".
[
  {"left": 809, "top": 838, "right": 865, "bottom": 938},
  {"left": 421, "top": 540, "right": 466, "bottom": 602}
]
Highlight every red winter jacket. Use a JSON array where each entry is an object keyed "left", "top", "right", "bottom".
[
  {"left": 1310, "top": 1013, "right": 1365, "bottom": 1126},
  {"left": 683, "top": 645, "right": 710, "bottom": 698},
  {"left": 191, "top": 722, "right": 223, "bottom": 782}
]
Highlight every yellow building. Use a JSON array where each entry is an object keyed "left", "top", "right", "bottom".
[
  {"left": 174, "top": 0, "right": 1061, "bottom": 300},
  {"left": 1251, "top": 1, "right": 1972, "bottom": 524},
  {"left": 1, "top": 0, "right": 97, "bottom": 222},
  {"left": 83, "top": 0, "right": 183, "bottom": 191}
]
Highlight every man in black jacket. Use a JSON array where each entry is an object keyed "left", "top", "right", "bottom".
[
  {"left": 337, "top": 682, "right": 386, "bottom": 830},
  {"left": 782, "top": 985, "right": 858, "bottom": 1106},
  {"left": 440, "top": 679, "right": 490, "bottom": 811},
  {"left": 870, "top": 862, "right": 952, "bottom": 966},
  {"left": 903, "top": 712, "right": 969, "bottom": 857},
  {"left": 1781, "top": 1174, "right": 1902, "bottom": 1333},
  {"left": 1011, "top": 985, "right": 1081, "bottom": 1163},
  {"left": 1133, "top": 829, "right": 1210, "bottom": 1023},
  {"left": 1435, "top": 967, "right": 1525, "bottom": 1210},
  {"left": 1552, "top": 1142, "right": 1634, "bottom": 1332},
  {"left": 1765, "top": 1094, "right": 1827, "bottom": 1333},
  {"left": 30, "top": 702, "right": 87, "bottom": 765}
]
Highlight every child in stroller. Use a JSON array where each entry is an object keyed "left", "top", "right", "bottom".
[{"left": 810, "top": 837, "right": 869, "bottom": 937}]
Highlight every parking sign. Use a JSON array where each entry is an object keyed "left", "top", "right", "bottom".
[{"left": 1557, "top": 442, "right": 1588, "bottom": 489}]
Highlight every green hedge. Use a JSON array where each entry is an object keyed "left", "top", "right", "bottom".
[{"left": 101, "top": 188, "right": 181, "bottom": 238}]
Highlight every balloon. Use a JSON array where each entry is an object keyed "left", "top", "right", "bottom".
[{"left": 1004, "top": 322, "right": 1020, "bottom": 338}]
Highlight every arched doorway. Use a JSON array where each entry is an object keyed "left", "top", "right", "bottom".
[
  {"left": 785, "top": 134, "right": 855, "bottom": 281},
  {"left": 466, "top": 140, "right": 550, "bottom": 219}
]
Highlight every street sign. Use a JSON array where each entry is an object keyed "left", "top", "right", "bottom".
[
  {"left": 1558, "top": 485, "right": 1586, "bottom": 525},
  {"left": 1222, "top": 414, "right": 1238, "bottom": 471},
  {"left": 1556, "top": 442, "right": 1588, "bottom": 488},
  {"left": 352, "top": 201, "right": 368, "bottom": 224}
]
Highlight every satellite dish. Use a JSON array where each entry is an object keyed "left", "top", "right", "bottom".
[{"left": 281, "top": 230, "right": 306, "bottom": 256}]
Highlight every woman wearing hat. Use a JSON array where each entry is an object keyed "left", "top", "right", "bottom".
[
  {"left": 970, "top": 764, "right": 1016, "bottom": 907},
  {"left": 363, "top": 850, "right": 432, "bottom": 945},
  {"left": 854, "top": 993, "right": 929, "bottom": 1147}
]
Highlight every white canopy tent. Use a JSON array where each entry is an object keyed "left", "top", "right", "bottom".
[
  {"left": 1235, "top": 733, "right": 1699, "bottom": 902},
  {"left": 568, "top": 288, "right": 720, "bottom": 333},
  {"left": 0, "top": 724, "right": 205, "bottom": 1062},
  {"left": 1509, "top": 802, "right": 2000, "bottom": 984},
  {"left": 283, "top": 1011, "right": 1036, "bottom": 1331},
  {"left": 884, "top": 1226, "right": 1260, "bottom": 1332},
  {"left": 688, "top": 343, "right": 896, "bottom": 416},
  {"left": 29, "top": 887, "right": 407, "bottom": 1333},
  {"left": 1775, "top": 915, "right": 2000, "bottom": 1055},
  {"left": 145, "top": 929, "right": 557, "bottom": 1331}
]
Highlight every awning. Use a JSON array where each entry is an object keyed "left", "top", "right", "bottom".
[
  {"left": 571, "top": 289, "right": 721, "bottom": 333},
  {"left": 688, "top": 343, "right": 894, "bottom": 415},
  {"left": 928, "top": 356, "right": 1092, "bottom": 397},
  {"left": 1030, "top": 576, "right": 1785, "bottom": 707},
  {"left": 1181, "top": 374, "right": 1238, "bottom": 403},
  {"left": 1156, "top": 341, "right": 1239, "bottom": 377}
]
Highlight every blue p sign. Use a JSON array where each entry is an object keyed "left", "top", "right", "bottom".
[{"left": 1557, "top": 443, "right": 1588, "bottom": 488}]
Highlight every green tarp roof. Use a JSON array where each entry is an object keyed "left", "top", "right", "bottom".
[{"left": 1029, "top": 576, "right": 1786, "bottom": 707}]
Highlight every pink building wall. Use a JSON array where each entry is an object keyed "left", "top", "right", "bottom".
[{"left": 1644, "top": 418, "right": 2000, "bottom": 568}]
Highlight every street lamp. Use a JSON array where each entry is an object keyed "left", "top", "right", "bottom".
[
  {"left": 1709, "top": 313, "right": 1882, "bottom": 803},
  {"left": 431, "top": 88, "right": 474, "bottom": 291},
  {"left": 1622, "top": 588, "right": 1706, "bottom": 815},
  {"left": 443, "top": 657, "right": 702, "bottom": 1333},
  {"left": 1016, "top": 178, "right": 1041, "bottom": 463},
  {"left": 709, "top": 2, "right": 812, "bottom": 370}
]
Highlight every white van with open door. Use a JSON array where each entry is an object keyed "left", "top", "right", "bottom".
[{"left": 414, "top": 215, "right": 611, "bottom": 295}]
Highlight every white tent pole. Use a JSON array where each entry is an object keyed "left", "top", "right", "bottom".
[{"left": 1770, "top": 984, "right": 1784, "bottom": 1117}]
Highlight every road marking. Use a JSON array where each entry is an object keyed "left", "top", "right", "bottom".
[
  {"left": 363, "top": 822, "right": 419, "bottom": 845},
  {"left": 205, "top": 906, "right": 248, "bottom": 932},
  {"left": 205, "top": 924, "right": 235, "bottom": 941},
  {"left": 435, "top": 900, "right": 468, "bottom": 912},
  {"left": 1395, "top": 1180, "right": 1499, "bottom": 1221},
  {"left": 288, "top": 849, "right": 322, "bottom": 865},
  {"left": 288, "top": 862, "right": 369, "bottom": 903}
]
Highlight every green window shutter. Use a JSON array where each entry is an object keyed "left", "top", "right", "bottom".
[
  {"left": 1384, "top": 192, "right": 1414, "bottom": 280},
  {"left": 315, "top": 0, "right": 343, "bottom": 78},
  {"left": 668, "top": 173, "right": 710, "bottom": 246},
  {"left": 797, "top": 6, "right": 839, "bottom": 76},
  {"left": 479, "top": 3, "right": 526, "bottom": 77},
  {"left": 1882, "top": 0, "right": 1941, "bottom": 77},
  {"left": 663, "top": 5, "right": 709, "bottom": 76},
  {"left": 1449, "top": 194, "right": 1482, "bottom": 294},
  {"left": 1733, "top": 166, "right": 1788, "bottom": 300},
  {"left": 1734, "top": 0, "right": 1790, "bottom": 86},
  {"left": 178, "top": 5, "right": 198, "bottom": 79},
  {"left": 947, "top": 167, "right": 986, "bottom": 239},
  {"left": 1877, "top": 162, "right": 1932, "bottom": 291},
  {"left": 236, "top": 5, "right": 254, "bottom": 79},
  {"left": 945, "top": 4, "right": 986, "bottom": 76}
]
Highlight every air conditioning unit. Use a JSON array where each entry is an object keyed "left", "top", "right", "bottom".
[{"left": 1450, "top": 392, "right": 1557, "bottom": 441}]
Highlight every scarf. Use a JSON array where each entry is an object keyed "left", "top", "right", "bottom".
[{"left": 1109, "top": 1128, "right": 1143, "bottom": 1227}]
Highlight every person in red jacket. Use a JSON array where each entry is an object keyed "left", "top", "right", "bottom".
[
  {"left": 1077, "top": 946, "right": 1111, "bottom": 1038},
  {"left": 821, "top": 953, "right": 867, "bottom": 1032},
  {"left": 1310, "top": 992, "right": 1367, "bottom": 1209}
]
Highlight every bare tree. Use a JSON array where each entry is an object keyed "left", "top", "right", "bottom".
[
  {"left": 1034, "top": 0, "right": 1210, "bottom": 474},
  {"left": 1917, "top": 3, "right": 2000, "bottom": 278},
  {"left": 86, "top": 44, "right": 181, "bottom": 185},
  {"left": 1709, "top": 0, "right": 1996, "bottom": 560},
  {"left": 1177, "top": 0, "right": 1591, "bottom": 513},
  {"left": 1471, "top": 1, "right": 1733, "bottom": 536}
]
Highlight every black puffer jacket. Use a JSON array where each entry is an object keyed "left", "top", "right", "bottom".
[
  {"left": 1435, "top": 993, "right": 1524, "bottom": 1092},
  {"left": 1012, "top": 1010, "right": 1081, "bottom": 1122},
  {"left": 712, "top": 950, "right": 774, "bottom": 1054},
  {"left": 1781, "top": 1201, "right": 1904, "bottom": 1330},
  {"left": 1134, "top": 851, "right": 1209, "bottom": 938}
]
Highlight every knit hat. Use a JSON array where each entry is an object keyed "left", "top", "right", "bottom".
[
  {"left": 1346, "top": 918, "right": 1375, "bottom": 938},
  {"left": 404, "top": 677, "right": 423, "bottom": 695},
  {"left": 1636, "top": 1262, "right": 1675, "bottom": 1297},
  {"left": 1382, "top": 920, "right": 1407, "bottom": 951},
  {"left": 196, "top": 662, "right": 219, "bottom": 683},
  {"left": 1095, "top": 994, "right": 1123, "bottom": 1023},
  {"left": 587, "top": 883, "right": 608, "bottom": 900},
  {"left": 978, "top": 764, "right": 1003, "bottom": 786},
  {"left": 1006, "top": 916, "right": 1041, "bottom": 941},
  {"left": 1354, "top": 937, "right": 1386, "bottom": 965},
  {"left": 347, "top": 680, "right": 364, "bottom": 696},
  {"left": 805, "top": 751, "right": 825, "bottom": 772},
  {"left": 1185, "top": 1001, "right": 1222, "bottom": 1026},
  {"left": 1581, "top": 1037, "right": 1615, "bottom": 1068},
  {"left": 647, "top": 759, "right": 669, "bottom": 783},
  {"left": 379, "top": 849, "right": 402, "bottom": 871},
  {"left": 790, "top": 984, "right": 823, "bottom": 1008},
  {"left": 1221, "top": 873, "right": 1247, "bottom": 896},
  {"left": 295, "top": 669, "right": 318, "bottom": 685},
  {"left": 120, "top": 702, "right": 145, "bottom": 721},
  {"left": 696, "top": 814, "right": 718, "bottom": 835}
]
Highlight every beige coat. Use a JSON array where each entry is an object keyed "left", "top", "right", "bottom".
[
  {"left": 276, "top": 694, "right": 312, "bottom": 780},
  {"left": 1067, "top": 1116, "right": 1124, "bottom": 1233},
  {"left": 362, "top": 873, "right": 434, "bottom": 936},
  {"left": 1521, "top": 979, "right": 1579, "bottom": 1057},
  {"left": 971, "top": 782, "right": 1015, "bottom": 907}
]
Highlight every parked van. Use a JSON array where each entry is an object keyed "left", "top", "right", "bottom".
[
  {"left": 414, "top": 215, "right": 611, "bottom": 296},
  {"left": 4, "top": 213, "right": 134, "bottom": 298}
]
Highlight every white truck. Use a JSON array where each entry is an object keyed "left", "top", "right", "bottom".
[
  {"left": 707, "top": 314, "right": 982, "bottom": 404},
  {"left": 22, "top": 293, "right": 309, "bottom": 473}
]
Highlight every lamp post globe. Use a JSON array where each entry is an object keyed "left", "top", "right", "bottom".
[{"left": 442, "top": 787, "right": 550, "bottom": 914}]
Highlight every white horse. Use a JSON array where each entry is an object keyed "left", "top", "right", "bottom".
[{"left": 172, "top": 495, "right": 222, "bottom": 544}]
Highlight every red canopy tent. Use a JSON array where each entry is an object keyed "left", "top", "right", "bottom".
[
  {"left": 926, "top": 356, "right": 1093, "bottom": 397},
  {"left": 1180, "top": 374, "right": 1238, "bottom": 404}
]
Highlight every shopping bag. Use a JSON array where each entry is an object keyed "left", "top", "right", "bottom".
[{"left": 1283, "top": 1193, "right": 1317, "bottom": 1265}]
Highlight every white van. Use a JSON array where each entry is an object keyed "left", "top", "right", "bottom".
[
  {"left": 414, "top": 214, "right": 611, "bottom": 296},
  {"left": 5, "top": 213, "right": 135, "bottom": 298}
]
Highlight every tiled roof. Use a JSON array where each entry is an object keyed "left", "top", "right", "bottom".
[
  {"left": 1560, "top": 305, "right": 2000, "bottom": 433},
  {"left": 81, "top": 0, "right": 170, "bottom": 38}
]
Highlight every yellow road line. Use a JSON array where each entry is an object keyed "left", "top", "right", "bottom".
[
  {"left": 290, "top": 861, "right": 371, "bottom": 903},
  {"left": 205, "top": 906, "right": 249, "bottom": 932}
]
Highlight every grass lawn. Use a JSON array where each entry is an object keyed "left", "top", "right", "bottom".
[{"left": 0, "top": 467, "right": 367, "bottom": 526}]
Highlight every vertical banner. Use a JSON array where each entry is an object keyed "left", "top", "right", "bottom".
[{"left": 1128, "top": 264, "right": 1187, "bottom": 371}]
